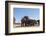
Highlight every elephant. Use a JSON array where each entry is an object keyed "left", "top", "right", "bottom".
[
  {"left": 21, "top": 16, "right": 29, "bottom": 27},
  {"left": 21, "top": 16, "right": 37, "bottom": 27}
]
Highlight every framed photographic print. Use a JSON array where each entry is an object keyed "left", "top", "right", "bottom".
[{"left": 5, "top": 1, "right": 45, "bottom": 35}]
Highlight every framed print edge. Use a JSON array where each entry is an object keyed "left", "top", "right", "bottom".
[
  {"left": 5, "top": 1, "right": 8, "bottom": 35},
  {"left": 5, "top": 1, "right": 45, "bottom": 35}
]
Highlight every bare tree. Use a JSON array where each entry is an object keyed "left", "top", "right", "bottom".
[
  {"left": 13, "top": 17, "right": 15, "bottom": 24},
  {"left": 37, "top": 20, "right": 40, "bottom": 26}
]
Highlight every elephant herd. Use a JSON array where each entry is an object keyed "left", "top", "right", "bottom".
[{"left": 21, "top": 16, "right": 40, "bottom": 27}]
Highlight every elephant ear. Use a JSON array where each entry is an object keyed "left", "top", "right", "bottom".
[
  {"left": 21, "top": 18, "right": 23, "bottom": 22},
  {"left": 24, "top": 18, "right": 26, "bottom": 21},
  {"left": 21, "top": 17, "right": 25, "bottom": 23}
]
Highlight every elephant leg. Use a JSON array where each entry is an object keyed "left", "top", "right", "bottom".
[{"left": 21, "top": 23, "right": 25, "bottom": 27}]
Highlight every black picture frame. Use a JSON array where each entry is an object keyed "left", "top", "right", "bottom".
[{"left": 5, "top": 1, "right": 45, "bottom": 35}]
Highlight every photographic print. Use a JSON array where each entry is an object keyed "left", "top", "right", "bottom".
[
  {"left": 13, "top": 8, "right": 40, "bottom": 27},
  {"left": 5, "top": 1, "right": 45, "bottom": 35}
]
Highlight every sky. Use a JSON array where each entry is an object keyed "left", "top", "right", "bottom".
[{"left": 13, "top": 8, "right": 40, "bottom": 23}]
